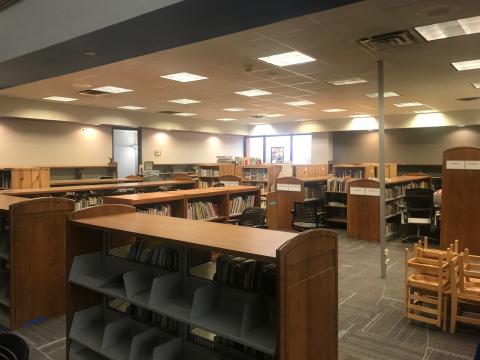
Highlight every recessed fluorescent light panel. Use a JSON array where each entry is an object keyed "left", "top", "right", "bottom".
[
  {"left": 223, "top": 107, "right": 247, "bottom": 112},
  {"left": 415, "top": 16, "right": 480, "bottom": 41},
  {"left": 451, "top": 59, "right": 480, "bottom": 71},
  {"left": 285, "top": 100, "right": 315, "bottom": 106},
  {"left": 258, "top": 51, "right": 316, "bottom": 67},
  {"left": 472, "top": 82, "right": 480, "bottom": 88},
  {"left": 117, "top": 106, "right": 145, "bottom": 110},
  {"left": 42, "top": 96, "right": 78, "bottom": 102},
  {"left": 327, "top": 77, "right": 368, "bottom": 86},
  {"left": 414, "top": 109, "right": 438, "bottom": 114},
  {"left": 322, "top": 108, "right": 347, "bottom": 113},
  {"left": 92, "top": 86, "right": 133, "bottom": 94},
  {"left": 168, "top": 99, "right": 201, "bottom": 104},
  {"left": 217, "top": 118, "right": 236, "bottom": 121},
  {"left": 365, "top": 92, "right": 400, "bottom": 98},
  {"left": 259, "top": 114, "right": 284, "bottom": 118},
  {"left": 249, "top": 122, "right": 266, "bottom": 125},
  {"left": 160, "top": 72, "right": 208, "bottom": 82},
  {"left": 296, "top": 119, "right": 312, "bottom": 122},
  {"left": 394, "top": 102, "right": 423, "bottom": 107},
  {"left": 173, "top": 112, "right": 196, "bottom": 116},
  {"left": 235, "top": 89, "right": 272, "bottom": 97},
  {"left": 350, "top": 114, "right": 372, "bottom": 118}
]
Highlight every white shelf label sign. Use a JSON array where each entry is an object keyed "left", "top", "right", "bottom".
[
  {"left": 350, "top": 187, "right": 365, "bottom": 195},
  {"left": 446, "top": 160, "right": 465, "bottom": 170},
  {"left": 365, "top": 188, "right": 380, "bottom": 196},
  {"left": 465, "top": 161, "right": 480, "bottom": 170},
  {"left": 277, "top": 184, "right": 289, "bottom": 191},
  {"left": 288, "top": 184, "right": 302, "bottom": 192}
]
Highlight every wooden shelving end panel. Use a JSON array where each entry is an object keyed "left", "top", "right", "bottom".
[{"left": 0, "top": 194, "right": 28, "bottom": 212}]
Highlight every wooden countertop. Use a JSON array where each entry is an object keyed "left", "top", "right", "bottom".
[
  {"left": 71, "top": 212, "right": 294, "bottom": 262},
  {"left": 0, "top": 194, "right": 28, "bottom": 211},
  {"left": 103, "top": 186, "right": 261, "bottom": 206},
  {"left": 50, "top": 178, "right": 138, "bottom": 187},
  {"left": 299, "top": 176, "right": 332, "bottom": 183},
  {"left": 0, "top": 180, "right": 194, "bottom": 196}
]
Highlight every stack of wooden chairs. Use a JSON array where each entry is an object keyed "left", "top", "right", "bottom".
[{"left": 404, "top": 237, "right": 480, "bottom": 333}]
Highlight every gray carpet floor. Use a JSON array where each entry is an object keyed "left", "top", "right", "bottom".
[{"left": 13, "top": 231, "right": 480, "bottom": 359}]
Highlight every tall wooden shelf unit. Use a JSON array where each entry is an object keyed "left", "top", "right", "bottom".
[
  {"left": 0, "top": 167, "right": 50, "bottom": 190},
  {"left": 0, "top": 195, "right": 74, "bottom": 329},
  {"left": 152, "top": 164, "right": 198, "bottom": 180},
  {"left": 267, "top": 176, "right": 329, "bottom": 231},
  {"left": 291, "top": 164, "right": 328, "bottom": 178},
  {"left": 239, "top": 165, "right": 281, "bottom": 195},
  {"left": 49, "top": 165, "right": 118, "bottom": 181},
  {"left": 441, "top": 147, "right": 480, "bottom": 254},
  {"left": 197, "top": 164, "right": 236, "bottom": 188},
  {"left": 66, "top": 206, "right": 338, "bottom": 360},
  {"left": 346, "top": 175, "right": 431, "bottom": 241}
]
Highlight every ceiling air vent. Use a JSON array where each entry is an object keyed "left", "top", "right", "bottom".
[
  {"left": 0, "top": 0, "right": 19, "bottom": 11},
  {"left": 456, "top": 96, "right": 480, "bottom": 102},
  {"left": 251, "top": 114, "right": 267, "bottom": 119},
  {"left": 78, "top": 89, "right": 110, "bottom": 97},
  {"left": 157, "top": 110, "right": 181, "bottom": 115},
  {"left": 357, "top": 30, "right": 422, "bottom": 52}
]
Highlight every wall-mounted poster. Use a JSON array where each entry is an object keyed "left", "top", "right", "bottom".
[{"left": 271, "top": 147, "right": 285, "bottom": 164}]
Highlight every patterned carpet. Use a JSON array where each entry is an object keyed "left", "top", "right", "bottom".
[{"left": 11, "top": 231, "right": 480, "bottom": 359}]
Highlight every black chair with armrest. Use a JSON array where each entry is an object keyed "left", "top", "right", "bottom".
[
  {"left": 227, "top": 207, "right": 267, "bottom": 229},
  {"left": 291, "top": 201, "right": 326, "bottom": 232},
  {"left": 402, "top": 188, "right": 436, "bottom": 242}
]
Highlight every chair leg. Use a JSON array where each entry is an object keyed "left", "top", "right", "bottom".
[
  {"left": 450, "top": 296, "right": 457, "bottom": 334},
  {"left": 442, "top": 296, "right": 448, "bottom": 332}
]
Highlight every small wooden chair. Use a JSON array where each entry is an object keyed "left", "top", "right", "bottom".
[
  {"left": 404, "top": 246, "right": 454, "bottom": 328},
  {"left": 449, "top": 252, "right": 480, "bottom": 333}
]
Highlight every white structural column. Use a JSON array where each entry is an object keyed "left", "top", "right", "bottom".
[{"left": 378, "top": 60, "right": 387, "bottom": 278}]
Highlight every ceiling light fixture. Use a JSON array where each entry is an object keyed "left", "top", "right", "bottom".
[
  {"left": 173, "top": 112, "right": 196, "bottom": 116},
  {"left": 216, "top": 118, "right": 236, "bottom": 121},
  {"left": 258, "top": 51, "right": 316, "bottom": 67},
  {"left": 42, "top": 96, "right": 78, "bottom": 102},
  {"left": 285, "top": 100, "right": 315, "bottom": 106},
  {"left": 327, "top": 77, "right": 368, "bottom": 86},
  {"left": 415, "top": 16, "right": 480, "bottom": 41},
  {"left": 296, "top": 119, "right": 312, "bottom": 122},
  {"left": 322, "top": 108, "right": 347, "bottom": 113},
  {"left": 259, "top": 113, "right": 284, "bottom": 118},
  {"left": 92, "top": 86, "right": 133, "bottom": 94},
  {"left": 168, "top": 99, "right": 201, "bottom": 104},
  {"left": 451, "top": 59, "right": 480, "bottom": 71},
  {"left": 249, "top": 122, "right": 267, "bottom": 125},
  {"left": 223, "top": 107, "right": 247, "bottom": 112},
  {"left": 414, "top": 109, "right": 438, "bottom": 114},
  {"left": 160, "top": 72, "right": 208, "bottom": 82},
  {"left": 365, "top": 92, "right": 400, "bottom": 98},
  {"left": 235, "top": 89, "right": 272, "bottom": 97},
  {"left": 394, "top": 102, "right": 424, "bottom": 107},
  {"left": 472, "top": 82, "right": 480, "bottom": 88},
  {"left": 117, "top": 106, "right": 145, "bottom": 110},
  {"left": 350, "top": 114, "right": 372, "bottom": 118}
]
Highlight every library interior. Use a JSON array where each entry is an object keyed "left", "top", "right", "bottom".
[{"left": 1, "top": 0, "right": 480, "bottom": 359}]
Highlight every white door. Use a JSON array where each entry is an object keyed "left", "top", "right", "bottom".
[{"left": 113, "top": 129, "right": 138, "bottom": 178}]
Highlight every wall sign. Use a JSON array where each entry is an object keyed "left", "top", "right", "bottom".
[
  {"left": 446, "top": 160, "right": 465, "bottom": 170},
  {"left": 350, "top": 187, "right": 365, "bottom": 195},
  {"left": 465, "top": 161, "right": 480, "bottom": 170},
  {"left": 365, "top": 188, "right": 380, "bottom": 196},
  {"left": 277, "top": 183, "right": 301, "bottom": 192}
]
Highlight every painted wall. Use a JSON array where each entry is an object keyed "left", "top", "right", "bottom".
[
  {"left": 312, "top": 132, "right": 332, "bottom": 164},
  {"left": 332, "top": 126, "right": 480, "bottom": 164},
  {"left": 0, "top": 117, "right": 112, "bottom": 166},
  {"left": 142, "top": 129, "right": 244, "bottom": 164}
]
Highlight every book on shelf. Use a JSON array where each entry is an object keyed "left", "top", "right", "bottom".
[
  {"left": 216, "top": 156, "right": 234, "bottom": 164},
  {"left": 127, "top": 240, "right": 179, "bottom": 272},
  {"left": 187, "top": 201, "right": 219, "bottom": 220},
  {"left": 198, "top": 180, "right": 214, "bottom": 188},
  {"left": 235, "top": 157, "right": 262, "bottom": 166},
  {"left": 243, "top": 169, "right": 267, "bottom": 181},
  {"left": 326, "top": 178, "right": 349, "bottom": 192},
  {"left": 138, "top": 204, "right": 172, "bottom": 217},
  {"left": 304, "top": 184, "right": 326, "bottom": 200},
  {"left": 334, "top": 168, "right": 364, "bottom": 179},
  {"left": 199, "top": 168, "right": 220, "bottom": 177},
  {"left": 229, "top": 195, "right": 255, "bottom": 215}
]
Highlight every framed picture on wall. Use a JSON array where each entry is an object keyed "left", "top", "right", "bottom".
[{"left": 271, "top": 147, "right": 285, "bottom": 164}]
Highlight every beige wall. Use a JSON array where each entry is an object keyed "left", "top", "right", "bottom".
[
  {"left": 312, "top": 132, "right": 332, "bottom": 164},
  {"left": 0, "top": 117, "right": 112, "bottom": 166},
  {"left": 142, "top": 128, "right": 244, "bottom": 163},
  {"left": 332, "top": 126, "right": 480, "bottom": 164}
]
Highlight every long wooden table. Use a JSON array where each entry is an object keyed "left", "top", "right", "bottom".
[{"left": 50, "top": 178, "right": 138, "bottom": 187}]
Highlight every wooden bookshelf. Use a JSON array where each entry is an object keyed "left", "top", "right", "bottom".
[
  {"left": 0, "top": 196, "right": 74, "bottom": 329},
  {"left": 50, "top": 177, "right": 138, "bottom": 187},
  {"left": 49, "top": 164, "right": 118, "bottom": 182},
  {"left": 267, "top": 176, "right": 330, "bottom": 230},
  {"left": 347, "top": 175, "right": 431, "bottom": 241},
  {"left": 151, "top": 163, "right": 198, "bottom": 180},
  {"left": 219, "top": 174, "right": 242, "bottom": 186},
  {"left": 441, "top": 147, "right": 480, "bottom": 254},
  {"left": 325, "top": 178, "right": 350, "bottom": 226},
  {"left": 332, "top": 163, "right": 397, "bottom": 179},
  {"left": 239, "top": 165, "right": 282, "bottom": 194},
  {"left": 0, "top": 167, "right": 50, "bottom": 189},
  {"left": 66, "top": 206, "right": 338, "bottom": 359},
  {"left": 197, "top": 164, "right": 236, "bottom": 188},
  {"left": 292, "top": 164, "right": 328, "bottom": 178}
]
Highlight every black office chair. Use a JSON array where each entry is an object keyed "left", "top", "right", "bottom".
[
  {"left": 291, "top": 201, "right": 326, "bottom": 232},
  {"left": 213, "top": 182, "right": 225, "bottom": 187},
  {"left": 0, "top": 333, "right": 29, "bottom": 360},
  {"left": 228, "top": 207, "right": 267, "bottom": 229},
  {"left": 402, "top": 188, "right": 436, "bottom": 242}
]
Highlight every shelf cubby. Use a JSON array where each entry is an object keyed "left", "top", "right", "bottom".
[
  {"left": 0, "top": 269, "right": 9, "bottom": 307},
  {"left": 70, "top": 341, "right": 108, "bottom": 360}
]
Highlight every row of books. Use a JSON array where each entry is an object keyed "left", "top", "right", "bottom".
[
  {"left": 229, "top": 195, "right": 255, "bottom": 215},
  {"left": 214, "top": 255, "right": 276, "bottom": 296},
  {"left": 243, "top": 169, "right": 267, "bottom": 181},
  {"left": 385, "top": 201, "right": 404, "bottom": 217},
  {"left": 127, "top": 240, "right": 180, "bottom": 272},
  {"left": 326, "top": 178, "right": 349, "bottom": 192},
  {"left": 127, "top": 304, "right": 180, "bottom": 335},
  {"left": 199, "top": 168, "right": 220, "bottom": 177},
  {"left": 187, "top": 201, "right": 219, "bottom": 220},
  {"left": 385, "top": 181, "right": 430, "bottom": 199},
  {"left": 386, "top": 223, "right": 396, "bottom": 237},
  {"left": 334, "top": 169, "right": 364, "bottom": 179},
  {"left": 73, "top": 196, "right": 103, "bottom": 210},
  {"left": 0, "top": 172, "right": 11, "bottom": 189},
  {"left": 235, "top": 157, "right": 262, "bottom": 166},
  {"left": 198, "top": 180, "right": 216, "bottom": 189},
  {"left": 138, "top": 204, "right": 171, "bottom": 217},
  {"left": 304, "top": 184, "right": 326, "bottom": 200}
]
